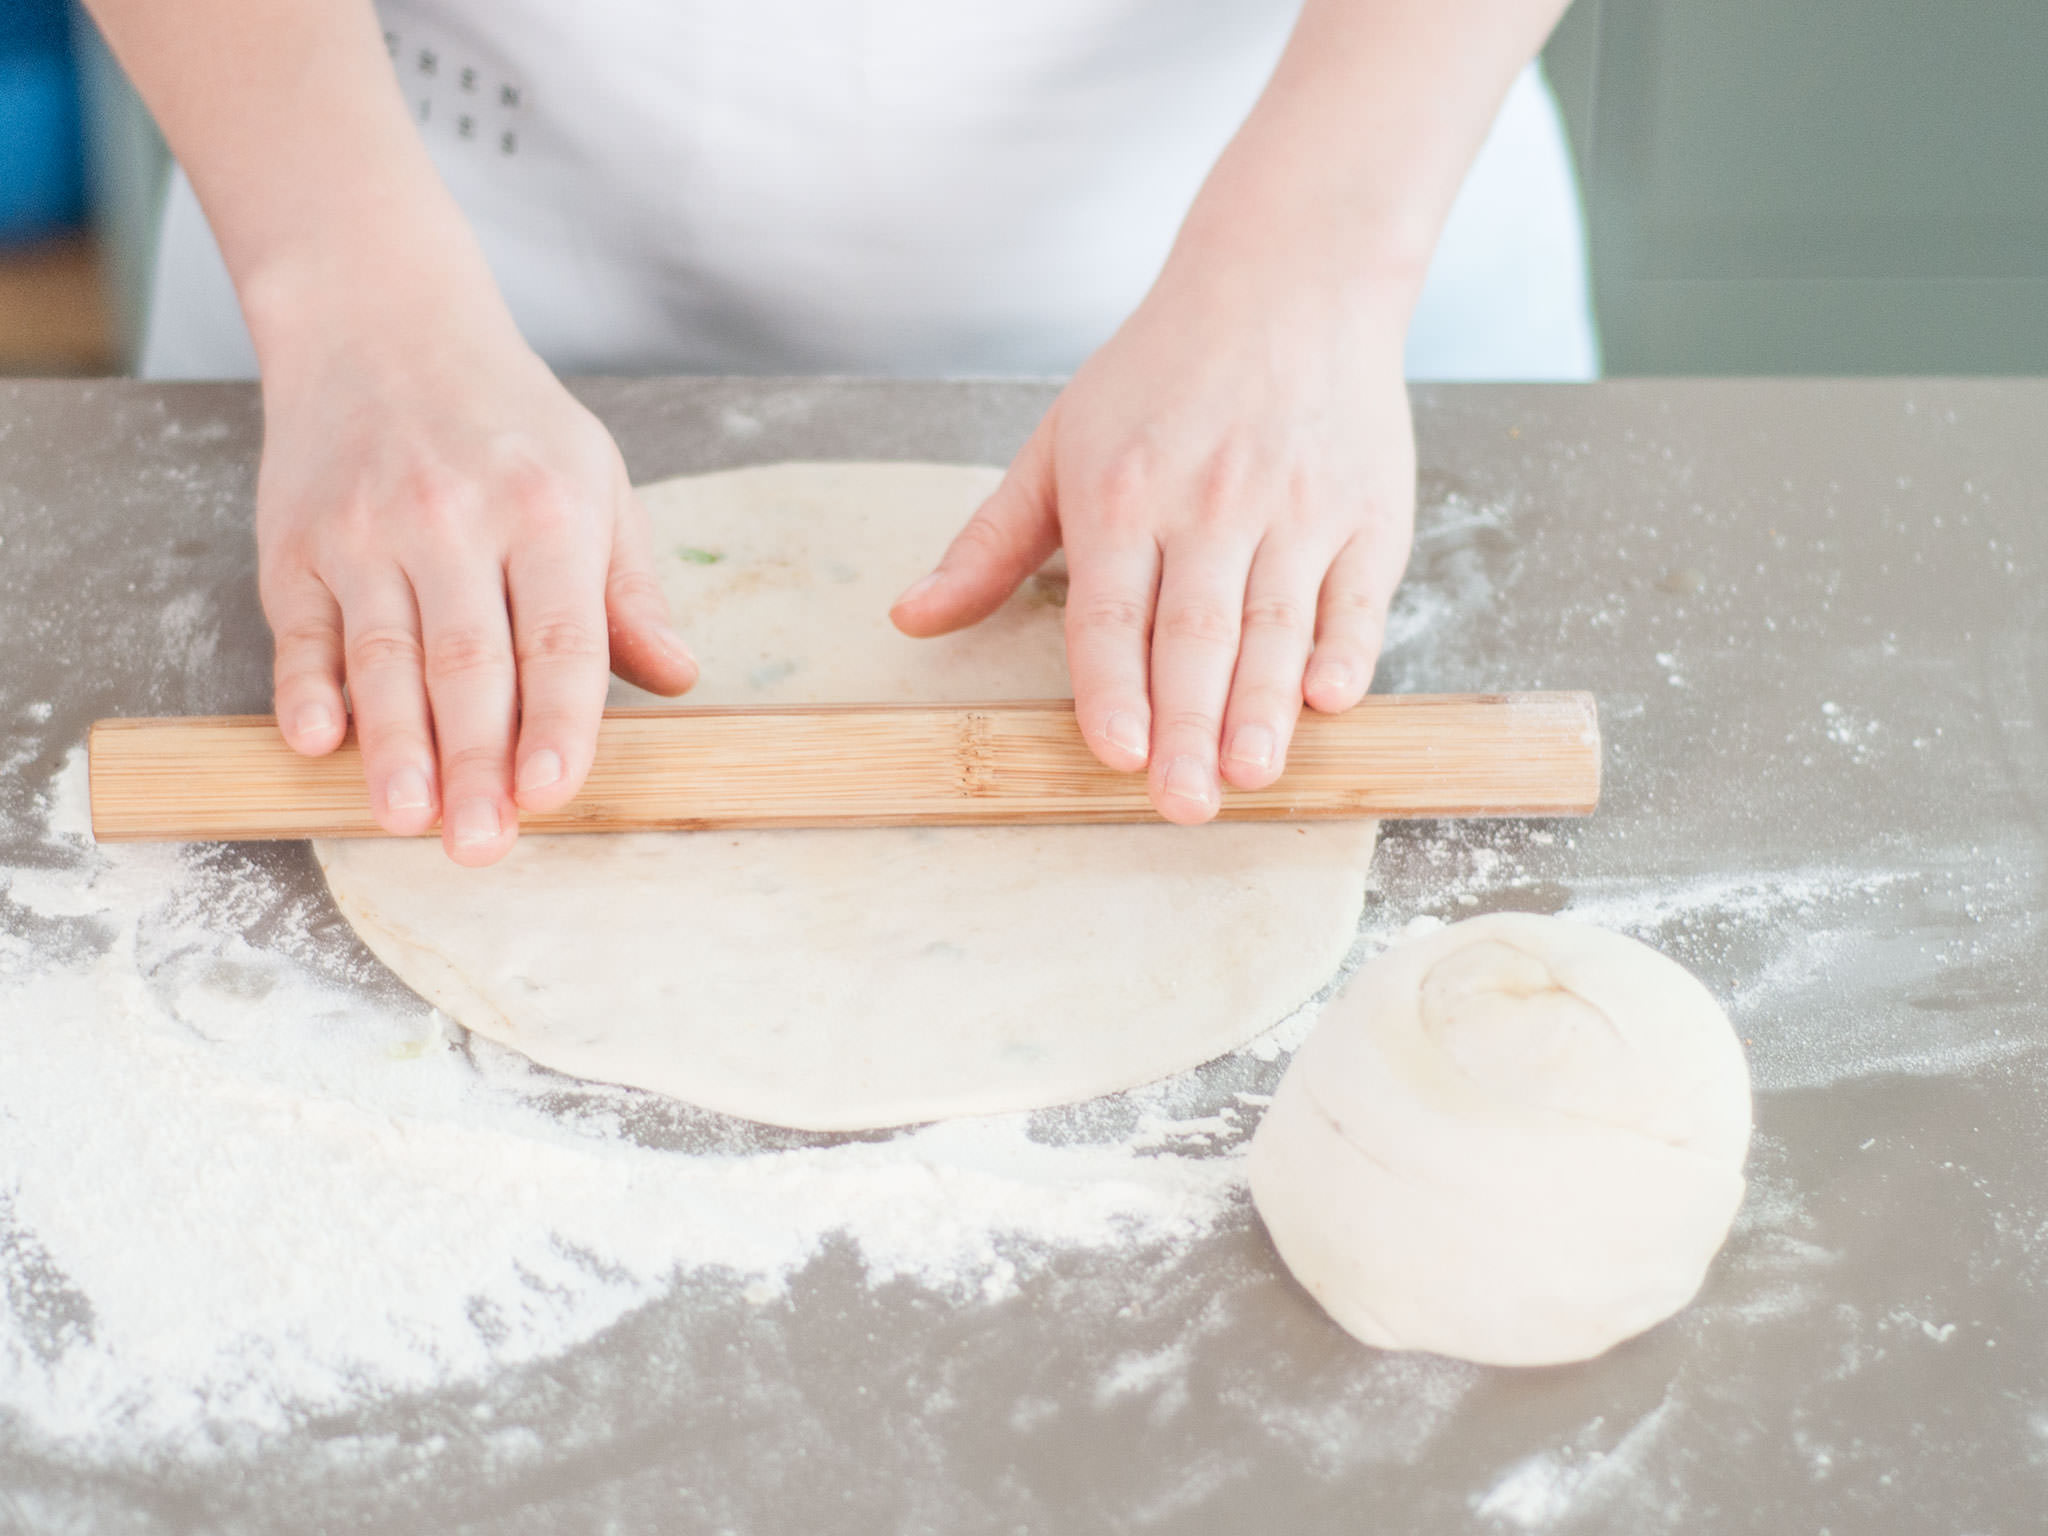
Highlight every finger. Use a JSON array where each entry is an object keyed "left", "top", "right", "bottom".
[
  {"left": 336, "top": 572, "right": 439, "bottom": 837},
  {"left": 1305, "top": 534, "right": 1399, "bottom": 713},
  {"left": 507, "top": 528, "right": 610, "bottom": 814},
  {"left": 262, "top": 565, "right": 349, "bottom": 756},
  {"left": 411, "top": 557, "right": 520, "bottom": 866},
  {"left": 1146, "top": 536, "right": 1257, "bottom": 824},
  {"left": 606, "top": 482, "right": 698, "bottom": 697},
  {"left": 1219, "top": 538, "right": 1323, "bottom": 791},
  {"left": 892, "top": 417, "right": 1060, "bottom": 637},
  {"left": 1061, "top": 530, "right": 1160, "bottom": 775}
]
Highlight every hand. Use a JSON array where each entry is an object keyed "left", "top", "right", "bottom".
[
  {"left": 890, "top": 260, "right": 1416, "bottom": 824},
  {"left": 255, "top": 295, "right": 697, "bottom": 865}
]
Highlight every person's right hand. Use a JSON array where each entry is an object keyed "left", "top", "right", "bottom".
[{"left": 253, "top": 291, "right": 698, "bottom": 867}]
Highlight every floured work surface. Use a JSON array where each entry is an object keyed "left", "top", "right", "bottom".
[{"left": 2, "top": 378, "right": 2044, "bottom": 1533}]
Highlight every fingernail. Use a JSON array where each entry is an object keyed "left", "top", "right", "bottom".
[
  {"left": 651, "top": 628, "right": 696, "bottom": 679},
  {"left": 894, "top": 572, "right": 943, "bottom": 608},
  {"left": 1309, "top": 662, "right": 1354, "bottom": 700},
  {"left": 1163, "top": 755, "right": 1217, "bottom": 808},
  {"left": 291, "top": 703, "right": 335, "bottom": 742},
  {"left": 450, "top": 799, "right": 501, "bottom": 847},
  {"left": 1104, "top": 709, "right": 1149, "bottom": 759},
  {"left": 386, "top": 765, "right": 431, "bottom": 813},
  {"left": 1227, "top": 723, "right": 1276, "bottom": 771},
  {"left": 517, "top": 749, "right": 563, "bottom": 794}
]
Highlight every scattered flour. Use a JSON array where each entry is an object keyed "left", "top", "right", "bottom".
[
  {"left": 1819, "top": 700, "right": 1880, "bottom": 762},
  {"left": 0, "top": 747, "right": 1249, "bottom": 1461},
  {"left": 1472, "top": 1396, "right": 1681, "bottom": 1531}
]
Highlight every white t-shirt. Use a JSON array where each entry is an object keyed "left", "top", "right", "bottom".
[{"left": 141, "top": 0, "right": 1596, "bottom": 381}]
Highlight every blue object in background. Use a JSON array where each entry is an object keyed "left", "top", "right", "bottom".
[{"left": 0, "top": 0, "right": 87, "bottom": 245}]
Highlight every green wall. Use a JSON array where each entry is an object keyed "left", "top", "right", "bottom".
[{"left": 1546, "top": 0, "right": 2048, "bottom": 373}]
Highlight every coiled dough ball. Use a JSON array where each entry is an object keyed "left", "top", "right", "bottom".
[{"left": 1249, "top": 913, "right": 1751, "bottom": 1366}]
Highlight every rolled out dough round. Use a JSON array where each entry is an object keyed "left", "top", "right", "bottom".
[
  {"left": 316, "top": 462, "right": 1376, "bottom": 1131},
  {"left": 1249, "top": 913, "right": 1751, "bottom": 1366}
]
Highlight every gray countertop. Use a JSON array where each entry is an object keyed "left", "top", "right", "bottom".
[{"left": 0, "top": 377, "right": 2043, "bottom": 1533}]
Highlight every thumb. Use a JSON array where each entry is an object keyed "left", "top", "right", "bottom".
[
  {"left": 891, "top": 415, "right": 1061, "bottom": 638},
  {"left": 605, "top": 485, "right": 699, "bottom": 696}
]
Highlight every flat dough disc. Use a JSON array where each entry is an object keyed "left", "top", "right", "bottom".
[{"left": 316, "top": 463, "right": 1376, "bottom": 1130}]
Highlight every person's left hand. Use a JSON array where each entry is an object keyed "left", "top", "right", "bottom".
[{"left": 890, "top": 258, "right": 1417, "bottom": 824}]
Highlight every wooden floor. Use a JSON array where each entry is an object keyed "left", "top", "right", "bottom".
[{"left": 0, "top": 233, "right": 116, "bottom": 374}]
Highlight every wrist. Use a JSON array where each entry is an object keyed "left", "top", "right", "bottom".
[
  {"left": 1164, "top": 137, "right": 1438, "bottom": 341},
  {"left": 1154, "top": 194, "right": 1423, "bottom": 355},
  {"left": 237, "top": 204, "right": 518, "bottom": 387}
]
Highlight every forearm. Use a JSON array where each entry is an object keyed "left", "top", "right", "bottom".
[
  {"left": 79, "top": 0, "right": 502, "bottom": 365},
  {"left": 1175, "top": 0, "right": 1573, "bottom": 311}
]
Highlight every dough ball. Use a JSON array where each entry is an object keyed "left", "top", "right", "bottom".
[{"left": 1248, "top": 913, "right": 1751, "bottom": 1366}]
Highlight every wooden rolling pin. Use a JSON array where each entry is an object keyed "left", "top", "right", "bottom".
[{"left": 87, "top": 693, "right": 1599, "bottom": 842}]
